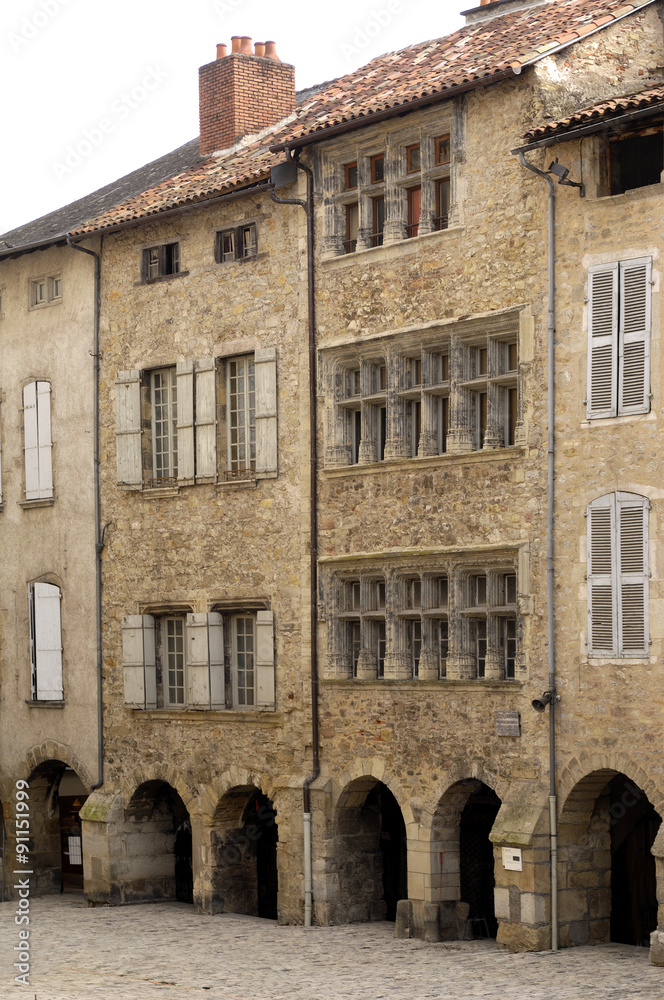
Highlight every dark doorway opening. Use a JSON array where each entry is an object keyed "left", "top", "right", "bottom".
[
  {"left": 174, "top": 819, "right": 193, "bottom": 903},
  {"left": 459, "top": 782, "right": 501, "bottom": 938},
  {"left": 365, "top": 784, "right": 407, "bottom": 921},
  {"left": 609, "top": 775, "right": 661, "bottom": 946},
  {"left": 244, "top": 791, "right": 278, "bottom": 919}
]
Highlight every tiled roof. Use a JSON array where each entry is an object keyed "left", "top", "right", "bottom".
[
  {"left": 524, "top": 84, "right": 664, "bottom": 140},
  {"left": 72, "top": 0, "right": 652, "bottom": 236}
]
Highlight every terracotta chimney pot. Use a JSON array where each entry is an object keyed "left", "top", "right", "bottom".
[
  {"left": 231, "top": 36, "right": 241, "bottom": 53},
  {"left": 264, "top": 40, "right": 280, "bottom": 61},
  {"left": 216, "top": 43, "right": 227, "bottom": 59},
  {"left": 240, "top": 35, "right": 252, "bottom": 54},
  {"left": 254, "top": 41, "right": 266, "bottom": 57}
]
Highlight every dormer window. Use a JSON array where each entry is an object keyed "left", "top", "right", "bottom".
[{"left": 608, "top": 121, "right": 663, "bottom": 195}]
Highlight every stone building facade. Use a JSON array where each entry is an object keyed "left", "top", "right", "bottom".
[{"left": 2, "top": 0, "right": 664, "bottom": 966}]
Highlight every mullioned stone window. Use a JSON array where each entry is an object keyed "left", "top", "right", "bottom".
[
  {"left": 322, "top": 315, "right": 523, "bottom": 468},
  {"left": 321, "top": 113, "right": 455, "bottom": 259},
  {"left": 322, "top": 551, "right": 528, "bottom": 682}
]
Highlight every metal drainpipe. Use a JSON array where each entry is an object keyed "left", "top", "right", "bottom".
[
  {"left": 65, "top": 235, "right": 104, "bottom": 794},
  {"left": 516, "top": 153, "right": 558, "bottom": 952},
  {"left": 269, "top": 149, "right": 319, "bottom": 927}
]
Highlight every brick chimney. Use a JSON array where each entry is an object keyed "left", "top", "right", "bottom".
[{"left": 199, "top": 38, "right": 296, "bottom": 155}]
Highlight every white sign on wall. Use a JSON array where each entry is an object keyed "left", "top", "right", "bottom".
[{"left": 502, "top": 847, "right": 523, "bottom": 871}]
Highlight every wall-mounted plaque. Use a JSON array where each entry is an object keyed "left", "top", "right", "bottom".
[{"left": 496, "top": 710, "right": 521, "bottom": 737}]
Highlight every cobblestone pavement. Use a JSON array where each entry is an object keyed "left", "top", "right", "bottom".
[{"left": 1, "top": 896, "right": 663, "bottom": 1000}]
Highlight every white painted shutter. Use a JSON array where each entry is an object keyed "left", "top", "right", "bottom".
[
  {"left": 186, "top": 612, "right": 224, "bottom": 709},
  {"left": 587, "top": 495, "right": 616, "bottom": 656},
  {"left": 255, "top": 348, "right": 278, "bottom": 478},
  {"left": 23, "top": 382, "right": 40, "bottom": 499},
  {"left": 618, "top": 258, "right": 651, "bottom": 415},
  {"left": 255, "top": 609, "right": 275, "bottom": 707},
  {"left": 587, "top": 264, "right": 618, "bottom": 419},
  {"left": 195, "top": 359, "right": 217, "bottom": 480},
  {"left": 115, "top": 371, "right": 142, "bottom": 485},
  {"left": 32, "top": 582, "right": 63, "bottom": 700},
  {"left": 617, "top": 493, "right": 648, "bottom": 656},
  {"left": 122, "top": 614, "right": 156, "bottom": 709},
  {"left": 176, "top": 360, "right": 195, "bottom": 482},
  {"left": 36, "top": 381, "right": 53, "bottom": 497}
]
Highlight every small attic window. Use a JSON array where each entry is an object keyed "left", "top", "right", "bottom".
[
  {"left": 608, "top": 122, "right": 664, "bottom": 195},
  {"left": 142, "top": 242, "right": 180, "bottom": 283}
]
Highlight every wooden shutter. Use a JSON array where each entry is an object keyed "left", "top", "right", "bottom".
[
  {"left": 255, "top": 609, "right": 275, "bottom": 707},
  {"left": 587, "top": 495, "right": 616, "bottom": 655},
  {"left": 195, "top": 359, "right": 217, "bottom": 480},
  {"left": 255, "top": 348, "right": 278, "bottom": 478},
  {"left": 618, "top": 258, "right": 651, "bottom": 415},
  {"left": 587, "top": 264, "right": 618, "bottom": 419},
  {"left": 23, "top": 382, "right": 40, "bottom": 499},
  {"left": 36, "top": 381, "right": 53, "bottom": 497},
  {"left": 176, "top": 360, "right": 195, "bottom": 482},
  {"left": 32, "top": 582, "right": 63, "bottom": 700},
  {"left": 115, "top": 371, "right": 142, "bottom": 485},
  {"left": 186, "top": 612, "right": 224, "bottom": 709},
  {"left": 617, "top": 493, "right": 649, "bottom": 656},
  {"left": 122, "top": 614, "right": 156, "bottom": 709}
]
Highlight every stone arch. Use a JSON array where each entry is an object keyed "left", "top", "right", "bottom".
[
  {"left": 121, "top": 763, "right": 199, "bottom": 819},
  {"left": 329, "top": 770, "right": 408, "bottom": 925},
  {"left": 122, "top": 778, "right": 194, "bottom": 905},
  {"left": 332, "top": 759, "right": 413, "bottom": 829},
  {"left": 22, "top": 741, "right": 94, "bottom": 790},
  {"left": 420, "top": 760, "right": 508, "bottom": 838},
  {"left": 205, "top": 783, "right": 279, "bottom": 919},
  {"left": 15, "top": 749, "right": 91, "bottom": 897},
  {"left": 557, "top": 756, "right": 663, "bottom": 950}
]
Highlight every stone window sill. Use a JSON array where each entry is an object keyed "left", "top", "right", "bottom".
[
  {"left": 139, "top": 708, "right": 281, "bottom": 723},
  {"left": 322, "top": 678, "right": 523, "bottom": 689},
  {"left": 322, "top": 224, "right": 465, "bottom": 268},
  {"left": 25, "top": 699, "right": 66, "bottom": 708},
  {"left": 323, "top": 446, "right": 524, "bottom": 477},
  {"left": 19, "top": 497, "right": 55, "bottom": 508}
]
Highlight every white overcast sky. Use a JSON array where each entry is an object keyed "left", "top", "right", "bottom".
[{"left": 0, "top": 0, "right": 465, "bottom": 237}]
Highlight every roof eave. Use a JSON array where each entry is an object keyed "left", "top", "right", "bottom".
[
  {"left": 513, "top": 98, "right": 664, "bottom": 153},
  {"left": 268, "top": 68, "right": 519, "bottom": 153}
]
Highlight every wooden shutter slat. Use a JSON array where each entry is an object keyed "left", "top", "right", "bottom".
[
  {"left": 588, "top": 497, "right": 616, "bottom": 655},
  {"left": 587, "top": 265, "right": 618, "bottom": 419},
  {"left": 255, "top": 609, "right": 275, "bottom": 707},
  {"left": 176, "top": 361, "right": 195, "bottom": 482},
  {"left": 36, "top": 381, "right": 53, "bottom": 497},
  {"left": 23, "top": 382, "right": 40, "bottom": 499},
  {"left": 618, "top": 258, "right": 650, "bottom": 415},
  {"left": 617, "top": 495, "right": 648, "bottom": 655},
  {"left": 33, "top": 582, "right": 63, "bottom": 700},
  {"left": 195, "top": 360, "right": 217, "bottom": 481},
  {"left": 115, "top": 371, "right": 142, "bottom": 485},
  {"left": 255, "top": 348, "right": 278, "bottom": 478},
  {"left": 122, "top": 615, "right": 156, "bottom": 709}
]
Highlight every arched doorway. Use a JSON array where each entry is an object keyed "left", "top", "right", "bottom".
[
  {"left": 212, "top": 786, "right": 279, "bottom": 918},
  {"left": 25, "top": 761, "right": 88, "bottom": 895},
  {"left": 125, "top": 780, "right": 192, "bottom": 904},
  {"left": 558, "top": 770, "right": 661, "bottom": 947},
  {"left": 334, "top": 777, "right": 407, "bottom": 923},
  {"left": 430, "top": 778, "right": 501, "bottom": 940}
]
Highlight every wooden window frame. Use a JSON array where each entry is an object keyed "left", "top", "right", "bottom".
[{"left": 142, "top": 242, "right": 180, "bottom": 284}]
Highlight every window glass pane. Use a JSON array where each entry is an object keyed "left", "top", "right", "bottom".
[
  {"left": 377, "top": 621, "right": 386, "bottom": 677},
  {"left": 435, "top": 179, "right": 450, "bottom": 231},
  {"left": 228, "top": 356, "right": 256, "bottom": 471},
  {"left": 407, "top": 145, "right": 421, "bottom": 173},
  {"left": 372, "top": 197, "right": 384, "bottom": 247},
  {"left": 435, "top": 135, "right": 451, "bottom": 165},
  {"left": 220, "top": 230, "right": 235, "bottom": 262},
  {"left": 438, "top": 619, "right": 449, "bottom": 678},
  {"left": 371, "top": 155, "right": 384, "bottom": 183},
  {"left": 345, "top": 162, "right": 358, "bottom": 189},
  {"left": 166, "top": 618, "right": 185, "bottom": 705},
  {"left": 152, "top": 368, "right": 178, "bottom": 479},
  {"left": 345, "top": 203, "right": 358, "bottom": 254},
  {"left": 235, "top": 616, "right": 255, "bottom": 706},
  {"left": 504, "top": 618, "right": 516, "bottom": 678}
]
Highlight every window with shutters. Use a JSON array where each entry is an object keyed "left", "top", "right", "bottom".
[
  {"left": 23, "top": 380, "right": 53, "bottom": 501},
  {"left": 587, "top": 492, "right": 649, "bottom": 658},
  {"left": 122, "top": 607, "right": 275, "bottom": 710},
  {"left": 29, "top": 581, "right": 63, "bottom": 701},
  {"left": 115, "top": 349, "right": 278, "bottom": 489},
  {"left": 587, "top": 258, "right": 651, "bottom": 419}
]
